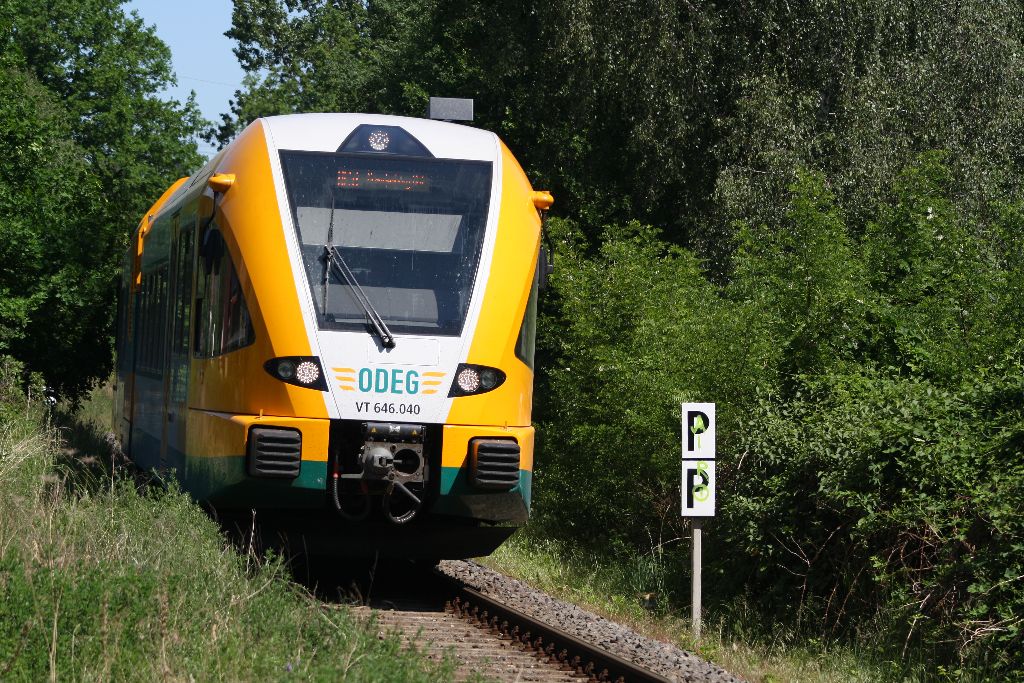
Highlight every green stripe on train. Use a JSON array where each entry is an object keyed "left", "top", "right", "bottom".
[{"left": 182, "top": 457, "right": 531, "bottom": 518}]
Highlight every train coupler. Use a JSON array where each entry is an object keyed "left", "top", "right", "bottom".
[{"left": 330, "top": 421, "right": 428, "bottom": 524}]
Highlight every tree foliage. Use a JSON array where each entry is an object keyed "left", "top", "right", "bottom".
[
  {"left": 0, "top": 0, "right": 204, "bottom": 399},
  {"left": 534, "top": 160, "right": 1024, "bottom": 672},
  {"left": 217, "top": 1, "right": 1024, "bottom": 269}
]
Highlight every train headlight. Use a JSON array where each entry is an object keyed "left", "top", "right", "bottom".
[
  {"left": 337, "top": 124, "right": 432, "bottom": 157},
  {"left": 264, "top": 356, "right": 328, "bottom": 391},
  {"left": 449, "top": 364, "right": 506, "bottom": 397},
  {"left": 367, "top": 130, "right": 390, "bottom": 151},
  {"left": 295, "top": 361, "right": 320, "bottom": 385},
  {"left": 480, "top": 368, "right": 501, "bottom": 390},
  {"left": 277, "top": 360, "right": 297, "bottom": 380},
  {"left": 457, "top": 367, "right": 480, "bottom": 393}
]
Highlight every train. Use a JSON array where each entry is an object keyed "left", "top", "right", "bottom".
[{"left": 113, "top": 107, "right": 552, "bottom": 559}]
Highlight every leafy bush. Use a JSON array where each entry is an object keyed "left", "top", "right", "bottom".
[
  {"left": 533, "top": 156, "right": 1024, "bottom": 676},
  {"left": 533, "top": 218, "right": 773, "bottom": 549},
  {"left": 727, "top": 363, "right": 1024, "bottom": 671}
]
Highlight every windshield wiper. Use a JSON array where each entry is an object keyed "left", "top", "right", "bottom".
[
  {"left": 322, "top": 196, "right": 396, "bottom": 349},
  {"left": 324, "top": 245, "right": 396, "bottom": 349}
]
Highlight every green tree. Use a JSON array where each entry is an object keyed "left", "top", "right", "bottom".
[
  {"left": 218, "top": 1, "right": 1024, "bottom": 271},
  {"left": 0, "top": 69, "right": 97, "bottom": 353},
  {"left": 861, "top": 153, "right": 1005, "bottom": 378},
  {"left": 213, "top": 0, "right": 416, "bottom": 143},
  {"left": 0, "top": 0, "right": 205, "bottom": 398},
  {"left": 731, "top": 170, "right": 867, "bottom": 379}
]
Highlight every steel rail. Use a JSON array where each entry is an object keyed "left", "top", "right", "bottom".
[{"left": 436, "top": 572, "right": 673, "bottom": 683}]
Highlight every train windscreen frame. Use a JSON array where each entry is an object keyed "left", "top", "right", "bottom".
[{"left": 279, "top": 151, "right": 493, "bottom": 337}]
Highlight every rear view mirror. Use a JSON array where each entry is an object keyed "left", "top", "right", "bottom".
[
  {"left": 531, "top": 191, "right": 554, "bottom": 211},
  {"left": 208, "top": 173, "right": 235, "bottom": 193}
]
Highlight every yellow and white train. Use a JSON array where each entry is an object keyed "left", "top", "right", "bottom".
[{"left": 113, "top": 109, "right": 552, "bottom": 558}]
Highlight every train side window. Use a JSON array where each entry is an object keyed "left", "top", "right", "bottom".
[
  {"left": 136, "top": 267, "right": 169, "bottom": 376},
  {"left": 154, "top": 268, "right": 169, "bottom": 371},
  {"left": 136, "top": 273, "right": 149, "bottom": 373},
  {"left": 168, "top": 225, "right": 194, "bottom": 402},
  {"left": 514, "top": 254, "right": 540, "bottom": 371},
  {"left": 144, "top": 274, "right": 152, "bottom": 371},
  {"left": 146, "top": 273, "right": 156, "bottom": 372},
  {"left": 194, "top": 223, "right": 254, "bottom": 358}
]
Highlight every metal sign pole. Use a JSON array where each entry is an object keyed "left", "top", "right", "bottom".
[{"left": 692, "top": 518, "right": 702, "bottom": 640}]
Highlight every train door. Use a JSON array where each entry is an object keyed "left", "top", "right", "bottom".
[
  {"left": 126, "top": 225, "right": 148, "bottom": 461},
  {"left": 160, "top": 212, "right": 194, "bottom": 476},
  {"left": 129, "top": 261, "right": 169, "bottom": 470},
  {"left": 115, "top": 248, "right": 136, "bottom": 447}
]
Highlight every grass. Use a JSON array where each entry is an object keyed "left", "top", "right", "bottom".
[
  {"left": 0, "top": 373, "right": 455, "bottom": 682},
  {"left": 480, "top": 531, "right": 968, "bottom": 683}
]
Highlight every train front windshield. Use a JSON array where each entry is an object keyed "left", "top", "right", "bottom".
[{"left": 280, "top": 151, "right": 493, "bottom": 336}]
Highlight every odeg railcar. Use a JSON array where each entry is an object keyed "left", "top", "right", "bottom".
[{"left": 113, "top": 110, "right": 553, "bottom": 558}]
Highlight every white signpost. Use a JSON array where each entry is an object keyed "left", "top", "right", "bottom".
[{"left": 681, "top": 402, "right": 715, "bottom": 640}]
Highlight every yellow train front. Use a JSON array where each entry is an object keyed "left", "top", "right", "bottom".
[{"left": 113, "top": 111, "right": 550, "bottom": 558}]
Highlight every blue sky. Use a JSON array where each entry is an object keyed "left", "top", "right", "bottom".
[{"left": 125, "top": 0, "right": 246, "bottom": 157}]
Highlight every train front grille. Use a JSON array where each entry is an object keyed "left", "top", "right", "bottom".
[
  {"left": 470, "top": 439, "right": 520, "bottom": 490},
  {"left": 247, "top": 427, "right": 302, "bottom": 479}
]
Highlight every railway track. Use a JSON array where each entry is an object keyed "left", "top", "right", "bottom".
[
  {"left": 356, "top": 601, "right": 581, "bottom": 682},
  {"left": 354, "top": 575, "right": 672, "bottom": 682},
  {"left": 335, "top": 561, "right": 741, "bottom": 683}
]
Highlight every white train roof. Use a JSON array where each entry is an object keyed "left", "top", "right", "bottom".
[{"left": 261, "top": 113, "right": 499, "bottom": 162}]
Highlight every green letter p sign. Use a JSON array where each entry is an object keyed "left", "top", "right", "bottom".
[{"left": 682, "top": 402, "right": 716, "bottom": 517}]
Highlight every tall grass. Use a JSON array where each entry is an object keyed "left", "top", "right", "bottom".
[{"left": 0, "top": 369, "right": 454, "bottom": 681}]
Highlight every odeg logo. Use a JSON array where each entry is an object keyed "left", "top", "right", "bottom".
[{"left": 682, "top": 403, "right": 715, "bottom": 517}]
